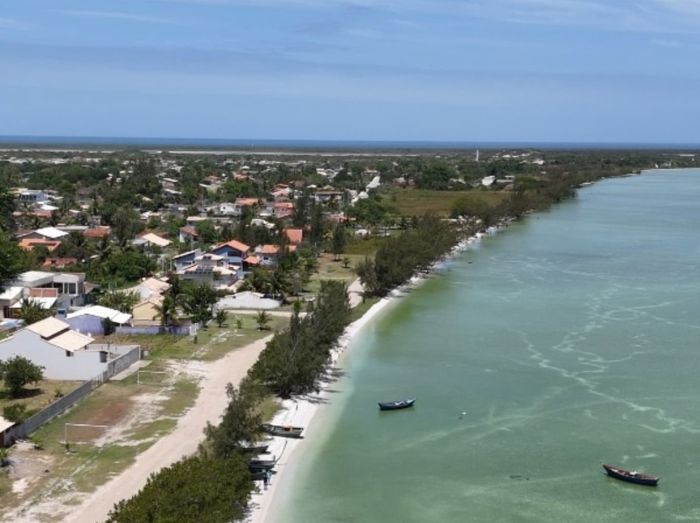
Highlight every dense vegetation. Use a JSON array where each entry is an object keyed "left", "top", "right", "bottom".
[
  {"left": 356, "top": 215, "right": 458, "bottom": 297},
  {"left": 106, "top": 454, "right": 253, "bottom": 523},
  {"left": 251, "top": 280, "right": 351, "bottom": 397}
]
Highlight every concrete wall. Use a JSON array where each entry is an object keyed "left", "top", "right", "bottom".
[{"left": 0, "top": 330, "right": 108, "bottom": 380}]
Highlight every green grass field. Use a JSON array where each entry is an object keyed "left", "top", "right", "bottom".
[{"left": 386, "top": 188, "right": 508, "bottom": 216}]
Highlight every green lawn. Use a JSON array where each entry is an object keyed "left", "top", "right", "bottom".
[
  {"left": 99, "top": 316, "right": 287, "bottom": 362},
  {"left": 0, "top": 379, "right": 84, "bottom": 418},
  {"left": 386, "top": 188, "right": 509, "bottom": 216}
]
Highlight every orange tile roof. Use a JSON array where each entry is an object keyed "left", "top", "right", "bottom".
[
  {"left": 42, "top": 257, "right": 78, "bottom": 269},
  {"left": 19, "top": 238, "right": 61, "bottom": 252},
  {"left": 234, "top": 197, "right": 259, "bottom": 206},
  {"left": 284, "top": 228, "right": 303, "bottom": 245},
  {"left": 257, "top": 244, "right": 280, "bottom": 255},
  {"left": 84, "top": 226, "right": 111, "bottom": 238},
  {"left": 214, "top": 239, "right": 250, "bottom": 253},
  {"left": 244, "top": 255, "right": 260, "bottom": 265}
]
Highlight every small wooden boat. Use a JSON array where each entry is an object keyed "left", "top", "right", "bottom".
[
  {"left": 248, "top": 458, "right": 276, "bottom": 470},
  {"left": 378, "top": 398, "right": 415, "bottom": 411},
  {"left": 240, "top": 444, "right": 269, "bottom": 455},
  {"left": 261, "top": 423, "right": 304, "bottom": 438},
  {"left": 602, "top": 464, "right": 659, "bottom": 486}
]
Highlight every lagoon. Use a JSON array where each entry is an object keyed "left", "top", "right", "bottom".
[{"left": 270, "top": 169, "right": 700, "bottom": 522}]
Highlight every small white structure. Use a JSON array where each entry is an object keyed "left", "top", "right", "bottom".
[
  {"left": 217, "top": 291, "right": 281, "bottom": 310},
  {"left": 0, "top": 317, "right": 111, "bottom": 380},
  {"left": 66, "top": 305, "right": 132, "bottom": 325},
  {"left": 481, "top": 176, "right": 496, "bottom": 187}
]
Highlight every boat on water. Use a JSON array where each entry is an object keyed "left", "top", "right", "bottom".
[
  {"left": 261, "top": 423, "right": 304, "bottom": 438},
  {"left": 378, "top": 398, "right": 415, "bottom": 411},
  {"left": 602, "top": 464, "right": 659, "bottom": 486}
]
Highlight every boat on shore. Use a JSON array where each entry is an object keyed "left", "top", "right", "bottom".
[
  {"left": 378, "top": 398, "right": 415, "bottom": 411},
  {"left": 261, "top": 423, "right": 304, "bottom": 438},
  {"left": 240, "top": 444, "right": 270, "bottom": 454},
  {"left": 602, "top": 464, "right": 659, "bottom": 486},
  {"left": 248, "top": 459, "right": 276, "bottom": 472}
]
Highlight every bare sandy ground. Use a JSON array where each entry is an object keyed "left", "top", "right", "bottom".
[{"left": 48, "top": 334, "right": 274, "bottom": 523}]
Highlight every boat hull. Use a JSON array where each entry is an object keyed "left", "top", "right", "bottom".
[
  {"left": 378, "top": 398, "right": 416, "bottom": 411},
  {"left": 603, "top": 464, "right": 659, "bottom": 486},
  {"left": 261, "top": 423, "right": 304, "bottom": 438}
]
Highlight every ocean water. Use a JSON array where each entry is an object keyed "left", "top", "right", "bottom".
[{"left": 271, "top": 169, "right": 700, "bottom": 523}]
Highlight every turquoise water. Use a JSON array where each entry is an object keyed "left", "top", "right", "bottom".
[{"left": 272, "top": 169, "right": 700, "bottom": 523}]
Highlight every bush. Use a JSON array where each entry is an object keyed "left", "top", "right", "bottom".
[{"left": 3, "top": 403, "right": 28, "bottom": 423}]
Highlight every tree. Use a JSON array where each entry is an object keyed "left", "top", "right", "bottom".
[
  {"left": 18, "top": 298, "right": 53, "bottom": 325},
  {"left": 110, "top": 208, "right": 142, "bottom": 247},
  {"left": 331, "top": 223, "right": 347, "bottom": 261},
  {"left": 205, "top": 380, "right": 263, "bottom": 458},
  {"left": 195, "top": 220, "right": 218, "bottom": 245},
  {"left": 106, "top": 455, "right": 253, "bottom": 523},
  {"left": 0, "top": 231, "right": 31, "bottom": 292},
  {"left": 98, "top": 290, "right": 140, "bottom": 314},
  {"left": 182, "top": 283, "right": 217, "bottom": 326},
  {"left": 1, "top": 356, "right": 44, "bottom": 397},
  {"left": 256, "top": 310, "right": 271, "bottom": 331},
  {"left": 214, "top": 309, "right": 228, "bottom": 328}
]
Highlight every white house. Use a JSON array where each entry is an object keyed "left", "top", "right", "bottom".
[{"left": 0, "top": 317, "right": 111, "bottom": 380}]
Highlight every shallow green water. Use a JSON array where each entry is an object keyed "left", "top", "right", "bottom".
[{"left": 272, "top": 169, "right": 700, "bottom": 523}]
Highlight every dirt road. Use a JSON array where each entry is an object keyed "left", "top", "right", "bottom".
[{"left": 64, "top": 335, "right": 272, "bottom": 523}]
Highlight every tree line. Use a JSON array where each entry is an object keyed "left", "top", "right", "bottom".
[
  {"left": 356, "top": 215, "right": 458, "bottom": 297},
  {"left": 107, "top": 280, "right": 352, "bottom": 522}
]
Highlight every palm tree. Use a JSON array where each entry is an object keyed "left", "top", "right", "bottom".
[
  {"left": 256, "top": 310, "right": 271, "bottom": 331},
  {"left": 18, "top": 298, "right": 53, "bottom": 325}
]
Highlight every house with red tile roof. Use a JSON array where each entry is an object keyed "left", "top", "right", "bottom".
[
  {"left": 284, "top": 228, "right": 303, "bottom": 245},
  {"left": 19, "top": 238, "right": 62, "bottom": 253},
  {"left": 83, "top": 226, "right": 111, "bottom": 239}
]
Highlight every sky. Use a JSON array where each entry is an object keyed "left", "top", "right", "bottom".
[{"left": 1, "top": 0, "right": 700, "bottom": 143}]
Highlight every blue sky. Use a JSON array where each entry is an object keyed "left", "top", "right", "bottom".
[{"left": 1, "top": 0, "right": 700, "bottom": 143}]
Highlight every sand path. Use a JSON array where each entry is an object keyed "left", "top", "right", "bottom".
[{"left": 62, "top": 334, "right": 273, "bottom": 523}]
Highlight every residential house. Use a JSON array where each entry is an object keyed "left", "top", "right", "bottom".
[
  {"left": 18, "top": 189, "right": 49, "bottom": 204},
  {"left": 132, "top": 299, "right": 163, "bottom": 327},
  {"left": 210, "top": 240, "right": 251, "bottom": 267},
  {"left": 216, "top": 202, "right": 242, "bottom": 217},
  {"left": 18, "top": 238, "right": 62, "bottom": 253},
  {"left": 64, "top": 305, "right": 132, "bottom": 335},
  {"left": 254, "top": 244, "right": 295, "bottom": 268},
  {"left": 178, "top": 253, "right": 238, "bottom": 289},
  {"left": 20, "top": 227, "right": 69, "bottom": 242},
  {"left": 84, "top": 226, "right": 111, "bottom": 240},
  {"left": 314, "top": 190, "right": 344, "bottom": 204},
  {"left": 273, "top": 201, "right": 294, "bottom": 219},
  {"left": 179, "top": 226, "right": 199, "bottom": 244},
  {"left": 172, "top": 249, "right": 201, "bottom": 271},
  {"left": 134, "top": 232, "right": 172, "bottom": 249},
  {"left": 284, "top": 228, "right": 303, "bottom": 246},
  {"left": 0, "top": 317, "right": 121, "bottom": 380},
  {"left": 126, "top": 277, "right": 170, "bottom": 302},
  {"left": 13, "top": 271, "right": 87, "bottom": 310}
]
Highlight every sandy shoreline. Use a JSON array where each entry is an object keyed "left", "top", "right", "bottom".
[{"left": 247, "top": 232, "right": 490, "bottom": 523}]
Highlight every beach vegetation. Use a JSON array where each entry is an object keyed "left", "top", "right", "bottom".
[{"left": 106, "top": 454, "right": 252, "bottom": 523}]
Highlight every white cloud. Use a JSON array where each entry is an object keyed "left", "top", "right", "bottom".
[
  {"left": 0, "top": 17, "right": 29, "bottom": 30},
  {"left": 59, "top": 10, "right": 182, "bottom": 25}
]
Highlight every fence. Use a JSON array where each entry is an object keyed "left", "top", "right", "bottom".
[
  {"left": 115, "top": 325, "right": 192, "bottom": 336},
  {"left": 1, "top": 345, "right": 143, "bottom": 446}
]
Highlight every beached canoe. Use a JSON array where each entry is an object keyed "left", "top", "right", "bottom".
[
  {"left": 602, "top": 464, "right": 659, "bottom": 486},
  {"left": 261, "top": 423, "right": 304, "bottom": 438},
  {"left": 248, "top": 459, "right": 276, "bottom": 471},
  {"left": 240, "top": 444, "right": 270, "bottom": 455},
  {"left": 378, "top": 398, "right": 416, "bottom": 411}
]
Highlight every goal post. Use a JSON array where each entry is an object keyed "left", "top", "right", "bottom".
[
  {"left": 63, "top": 422, "right": 109, "bottom": 449},
  {"left": 136, "top": 370, "right": 173, "bottom": 387}
]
